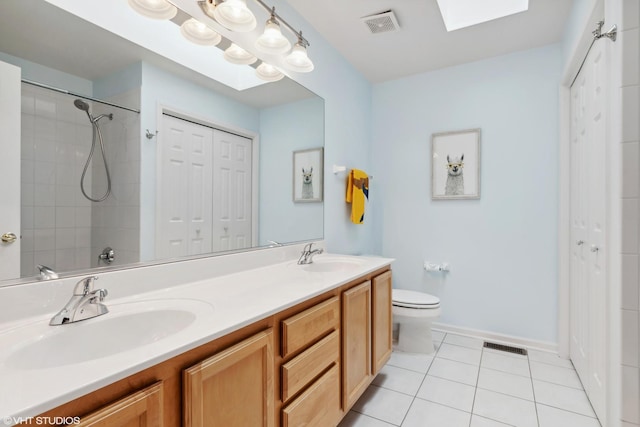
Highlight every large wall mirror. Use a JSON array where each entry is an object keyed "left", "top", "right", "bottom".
[{"left": 0, "top": 0, "right": 324, "bottom": 285}]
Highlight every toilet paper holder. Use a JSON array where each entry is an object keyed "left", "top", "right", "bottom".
[{"left": 424, "top": 262, "right": 450, "bottom": 272}]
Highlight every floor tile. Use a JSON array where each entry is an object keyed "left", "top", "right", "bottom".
[
  {"left": 527, "top": 349, "right": 574, "bottom": 369},
  {"left": 437, "top": 343, "right": 482, "bottom": 365},
  {"left": 533, "top": 380, "right": 596, "bottom": 417},
  {"left": 481, "top": 351, "right": 531, "bottom": 377},
  {"left": 478, "top": 367, "right": 534, "bottom": 401},
  {"left": 444, "top": 333, "right": 485, "bottom": 349},
  {"left": 428, "top": 357, "right": 480, "bottom": 386},
  {"left": 338, "top": 411, "right": 396, "bottom": 427},
  {"left": 387, "top": 351, "right": 434, "bottom": 374},
  {"left": 473, "top": 388, "right": 538, "bottom": 427},
  {"left": 372, "top": 365, "right": 425, "bottom": 396},
  {"left": 352, "top": 385, "right": 413, "bottom": 426},
  {"left": 530, "top": 361, "right": 583, "bottom": 389},
  {"left": 402, "top": 399, "right": 471, "bottom": 427},
  {"left": 537, "top": 403, "right": 602, "bottom": 427},
  {"left": 483, "top": 346, "right": 528, "bottom": 360},
  {"left": 470, "top": 415, "right": 514, "bottom": 427},
  {"left": 417, "top": 375, "right": 476, "bottom": 412}
]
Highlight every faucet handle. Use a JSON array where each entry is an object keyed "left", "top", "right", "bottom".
[
  {"left": 90, "top": 288, "right": 108, "bottom": 302},
  {"left": 73, "top": 276, "right": 99, "bottom": 296}
]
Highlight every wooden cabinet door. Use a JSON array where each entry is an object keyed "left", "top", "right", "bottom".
[
  {"left": 342, "top": 281, "right": 372, "bottom": 410},
  {"left": 372, "top": 271, "right": 392, "bottom": 374},
  {"left": 183, "top": 329, "right": 274, "bottom": 427},
  {"left": 75, "top": 382, "right": 163, "bottom": 427}
]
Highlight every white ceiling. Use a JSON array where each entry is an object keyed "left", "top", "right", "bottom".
[{"left": 286, "top": 0, "right": 574, "bottom": 83}]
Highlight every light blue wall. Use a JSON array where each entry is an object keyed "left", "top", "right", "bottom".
[
  {"left": 371, "top": 45, "right": 563, "bottom": 343},
  {"left": 561, "top": 0, "right": 600, "bottom": 70},
  {"left": 139, "top": 62, "right": 261, "bottom": 259},
  {"left": 258, "top": 97, "right": 324, "bottom": 245},
  {"left": 93, "top": 62, "right": 142, "bottom": 100},
  {"left": 0, "top": 51, "right": 93, "bottom": 95},
  {"left": 269, "top": 0, "right": 374, "bottom": 255}
]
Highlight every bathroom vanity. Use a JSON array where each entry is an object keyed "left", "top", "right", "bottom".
[{"left": 0, "top": 249, "right": 392, "bottom": 427}]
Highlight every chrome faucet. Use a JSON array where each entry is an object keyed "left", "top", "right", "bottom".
[
  {"left": 37, "top": 264, "right": 58, "bottom": 280},
  {"left": 49, "top": 276, "right": 109, "bottom": 325},
  {"left": 297, "top": 242, "right": 324, "bottom": 265}
]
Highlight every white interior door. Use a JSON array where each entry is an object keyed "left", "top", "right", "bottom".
[
  {"left": 0, "top": 60, "right": 21, "bottom": 280},
  {"left": 212, "top": 129, "right": 252, "bottom": 252},
  {"left": 569, "top": 40, "right": 608, "bottom": 423},
  {"left": 157, "top": 115, "right": 213, "bottom": 259},
  {"left": 570, "top": 61, "right": 589, "bottom": 387}
]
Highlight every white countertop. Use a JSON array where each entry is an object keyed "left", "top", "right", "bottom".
[{"left": 0, "top": 252, "right": 392, "bottom": 426}]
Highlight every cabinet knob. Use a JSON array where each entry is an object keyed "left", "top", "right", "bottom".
[
  {"left": 590, "top": 245, "right": 599, "bottom": 252},
  {"left": 1, "top": 232, "right": 17, "bottom": 243},
  {"left": 576, "top": 240, "right": 584, "bottom": 246}
]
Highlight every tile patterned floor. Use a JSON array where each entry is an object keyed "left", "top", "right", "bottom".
[{"left": 338, "top": 331, "right": 602, "bottom": 427}]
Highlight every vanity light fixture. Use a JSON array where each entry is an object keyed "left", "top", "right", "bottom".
[
  {"left": 255, "top": 8, "right": 291, "bottom": 55},
  {"left": 199, "top": 0, "right": 313, "bottom": 74},
  {"left": 256, "top": 62, "right": 284, "bottom": 82},
  {"left": 180, "top": 18, "right": 222, "bottom": 45},
  {"left": 127, "top": 0, "right": 177, "bottom": 20},
  {"left": 284, "top": 33, "right": 314, "bottom": 73},
  {"left": 212, "top": 0, "right": 257, "bottom": 32},
  {"left": 224, "top": 43, "right": 258, "bottom": 65}
]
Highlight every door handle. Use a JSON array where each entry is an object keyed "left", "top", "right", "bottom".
[
  {"left": 576, "top": 240, "right": 584, "bottom": 246},
  {"left": 1, "top": 232, "right": 17, "bottom": 243},
  {"left": 590, "top": 245, "right": 599, "bottom": 252}
]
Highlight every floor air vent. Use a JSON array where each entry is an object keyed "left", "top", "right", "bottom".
[{"left": 483, "top": 341, "right": 528, "bottom": 356}]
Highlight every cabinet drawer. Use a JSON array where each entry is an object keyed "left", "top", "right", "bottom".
[
  {"left": 281, "top": 364, "right": 340, "bottom": 427},
  {"left": 281, "top": 296, "right": 339, "bottom": 357},
  {"left": 282, "top": 330, "right": 339, "bottom": 402}
]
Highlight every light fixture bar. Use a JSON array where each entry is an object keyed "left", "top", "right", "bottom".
[
  {"left": 252, "top": 0, "right": 309, "bottom": 47},
  {"left": 200, "top": 0, "right": 310, "bottom": 47}
]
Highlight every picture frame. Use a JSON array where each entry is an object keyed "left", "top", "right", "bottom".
[
  {"left": 431, "top": 128, "right": 481, "bottom": 200},
  {"left": 293, "top": 147, "right": 324, "bottom": 203}
]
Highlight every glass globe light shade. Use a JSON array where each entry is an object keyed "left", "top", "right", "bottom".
[
  {"left": 127, "top": 0, "right": 177, "bottom": 20},
  {"left": 224, "top": 43, "right": 258, "bottom": 65},
  {"left": 180, "top": 18, "right": 222, "bottom": 46},
  {"left": 213, "top": 0, "right": 257, "bottom": 32}
]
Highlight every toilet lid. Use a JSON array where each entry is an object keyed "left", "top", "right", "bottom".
[{"left": 392, "top": 289, "right": 440, "bottom": 308}]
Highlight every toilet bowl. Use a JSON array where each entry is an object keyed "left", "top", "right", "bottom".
[{"left": 392, "top": 289, "right": 441, "bottom": 354}]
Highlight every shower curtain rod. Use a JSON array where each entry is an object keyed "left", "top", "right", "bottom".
[
  {"left": 570, "top": 20, "right": 617, "bottom": 87},
  {"left": 21, "top": 79, "right": 141, "bottom": 114}
]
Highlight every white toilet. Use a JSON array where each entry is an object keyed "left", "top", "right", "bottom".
[{"left": 392, "top": 289, "right": 441, "bottom": 354}]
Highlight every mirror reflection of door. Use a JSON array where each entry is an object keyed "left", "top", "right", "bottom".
[
  {"left": 156, "top": 114, "right": 253, "bottom": 259},
  {"left": 0, "top": 60, "right": 21, "bottom": 280}
]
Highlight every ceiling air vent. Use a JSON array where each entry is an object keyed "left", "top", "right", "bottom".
[{"left": 362, "top": 10, "right": 400, "bottom": 34}]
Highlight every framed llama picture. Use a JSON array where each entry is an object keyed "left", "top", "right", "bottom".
[
  {"left": 293, "top": 147, "right": 324, "bottom": 203},
  {"left": 431, "top": 129, "right": 481, "bottom": 200}
]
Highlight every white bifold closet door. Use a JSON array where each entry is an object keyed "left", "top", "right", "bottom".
[
  {"left": 157, "top": 115, "right": 252, "bottom": 259},
  {"left": 569, "top": 39, "right": 608, "bottom": 423}
]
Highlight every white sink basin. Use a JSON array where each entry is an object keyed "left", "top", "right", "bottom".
[
  {"left": 300, "top": 256, "right": 366, "bottom": 273},
  {"left": 2, "top": 299, "right": 213, "bottom": 370}
]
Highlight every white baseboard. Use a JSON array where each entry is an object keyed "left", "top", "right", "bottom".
[{"left": 432, "top": 322, "right": 559, "bottom": 353}]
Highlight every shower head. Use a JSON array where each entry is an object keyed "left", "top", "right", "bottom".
[{"left": 74, "top": 99, "right": 90, "bottom": 111}]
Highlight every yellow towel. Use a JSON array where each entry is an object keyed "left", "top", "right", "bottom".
[{"left": 346, "top": 169, "right": 369, "bottom": 224}]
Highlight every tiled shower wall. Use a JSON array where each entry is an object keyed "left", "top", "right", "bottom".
[
  {"left": 20, "top": 84, "right": 140, "bottom": 277},
  {"left": 620, "top": 0, "right": 640, "bottom": 425},
  {"left": 90, "top": 89, "right": 141, "bottom": 268}
]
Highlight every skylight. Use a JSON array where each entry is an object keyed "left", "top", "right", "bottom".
[{"left": 436, "top": 0, "right": 529, "bottom": 32}]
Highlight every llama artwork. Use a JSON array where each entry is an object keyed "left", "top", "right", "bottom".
[
  {"left": 444, "top": 154, "right": 464, "bottom": 196},
  {"left": 301, "top": 167, "right": 314, "bottom": 199}
]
